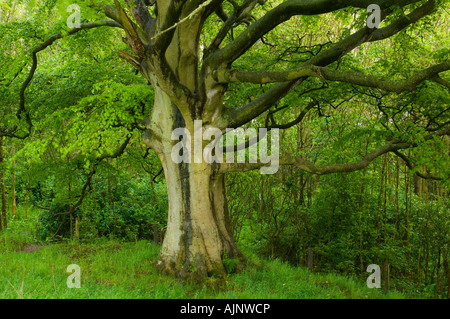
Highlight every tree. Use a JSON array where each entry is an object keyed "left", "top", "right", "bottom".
[
  {"left": 0, "top": 137, "right": 6, "bottom": 230},
  {"left": 1, "top": 0, "right": 449, "bottom": 278}
]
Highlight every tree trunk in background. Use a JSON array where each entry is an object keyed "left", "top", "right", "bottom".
[
  {"left": 0, "top": 137, "right": 7, "bottom": 230},
  {"left": 11, "top": 143, "right": 16, "bottom": 218},
  {"left": 443, "top": 250, "right": 450, "bottom": 299},
  {"left": 25, "top": 186, "right": 28, "bottom": 219}
]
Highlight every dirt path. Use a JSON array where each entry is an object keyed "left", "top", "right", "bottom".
[{"left": 21, "top": 243, "right": 45, "bottom": 253}]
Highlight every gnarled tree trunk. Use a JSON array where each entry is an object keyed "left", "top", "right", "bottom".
[
  {"left": 156, "top": 156, "right": 243, "bottom": 277},
  {"left": 143, "top": 80, "right": 244, "bottom": 278}
]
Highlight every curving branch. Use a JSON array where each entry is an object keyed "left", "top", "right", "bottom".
[
  {"left": 266, "top": 99, "right": 318, "bottom": 130},
  {"left": 220, "top": 125, "right": 450, "bottom": 175},
  {"left": 220, "top": 137, "right": 410, "bottom": 174},
  {"left": 216, "top": 78, "right": 306, "bottom": 129},
  {"left": 69, "top": 133, "right": 133, "bottom": 213},
  {"left": 27, "top": 134, "right": 132, "bottom": 215},
  {"left": 393, "top": 150, "right": 442, "bottom": 180}
]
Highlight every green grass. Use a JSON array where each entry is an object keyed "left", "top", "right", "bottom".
[
  {"left": 0, "top": 207, "right": 405, "bottom": 299},
  {"left": 0, "top": 239, "right": 405, "bottom": 299}
]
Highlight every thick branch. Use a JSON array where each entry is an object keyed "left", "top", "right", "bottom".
[
  {"left": 208, "top": 0, "right": 421, "bottom": 65},
  {"left": 217, "top": 62, "right": 450, "bottom": 93},
  {"left": 152, "top": 0, "right": 187, "bottom": 52}
]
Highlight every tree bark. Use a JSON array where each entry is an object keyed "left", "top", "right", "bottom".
[
  {"left": 155, "top": 156, "right": 244, "bottom": 277},
  {"left": 143, "top": 80, "right": 244, "bottom": 278}
]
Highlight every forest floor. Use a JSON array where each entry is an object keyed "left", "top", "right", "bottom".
[{"left": 0, "top": 239, "right": 406, "bottom": 299}]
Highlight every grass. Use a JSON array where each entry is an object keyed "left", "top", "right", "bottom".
[
  {"left": 0, "top": 207, "right": 405, "bottom": 299},
  {"left": 0, "top": 239, "right": 405, "bottom": 299}
]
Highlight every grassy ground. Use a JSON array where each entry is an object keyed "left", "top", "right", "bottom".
[
  {"left": 0, "top": 208, "right": 405, "bottom": 299},
  {"left": 0, "top": 239, "right": 405, "bottom": 299}
]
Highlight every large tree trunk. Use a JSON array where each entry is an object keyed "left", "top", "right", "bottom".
[
  {"left": 132, "top": 3, "right": 249, "bottom": 278},
  {"left": 143, "top": 78, "right": 244, "bottom": 278},
  {"left": 156, "top": 156, "right": 244, "bottom": 277}
]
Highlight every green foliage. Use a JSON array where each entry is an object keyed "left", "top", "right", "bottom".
[
  {"left": 35, "top": 173, "right": 168, "bottom": 242},
  {"left": 222, "top": 251, "right": 240, "bottom": 274}
]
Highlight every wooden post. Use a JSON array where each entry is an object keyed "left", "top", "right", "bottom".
[
  {"left": 70, "top": 214, "right": 73, "bottom": 239},
  {"left": 25, "top": 187, "right": 28, "bottom": 219},
  {"left": 384, "top": 263, "right": 390, "bottom": 294},
  {"left": 308, "top": 247, "right": 313, "bottom": 272},
  {"left": 75, "top": 218, "right": 79, "bottom": 242}
]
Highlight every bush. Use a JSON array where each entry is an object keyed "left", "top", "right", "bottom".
[{"left": 37, "top": 175, "right": 168, "bottom": 242}]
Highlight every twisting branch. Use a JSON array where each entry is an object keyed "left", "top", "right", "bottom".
[
  {"left": 220, "top": 125, "right": 450, "bottom": 176},
  {"left": 27, "top": 134, "right": 132, "bottom": 216},
  {"left": 26, "top": 187, "right": 51, "bottom": 211},
  {"left": 217, "top": 78, "right": 306, "bottom": 129},
  {"left": 206, "top": 0, "right": 261, "bottom": 53},
  {"left": 393, "top": 150, "right": 442, "bottom": 180},
  {"left": 266, "top": 99, "right": 318, "bottom": 130},
  {"left": 215, "top": 4, "right": 229, "bottom": 22},
  {"left": 71, "top": 134, "right": 132, "bottom": 213},
  {"left": 216, "top": 62, "right": 450, "bottom": 92}
]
